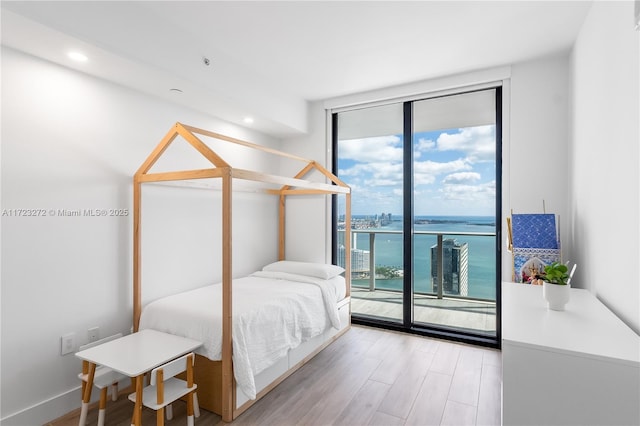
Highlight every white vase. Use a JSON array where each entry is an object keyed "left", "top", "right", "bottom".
[{"left": 542, "top": 281, "right": 571, "bottom": 311}]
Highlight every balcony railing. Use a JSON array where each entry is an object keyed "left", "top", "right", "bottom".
[{"left": 338, "top": 229, "right": 497, "bottom": 303}]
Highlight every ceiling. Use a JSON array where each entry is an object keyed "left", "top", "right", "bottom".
[{"left": 1, "top": 1, "right": 592, "bottom": 138}]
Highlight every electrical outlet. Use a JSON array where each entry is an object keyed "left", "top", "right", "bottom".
[
  {"left": 61, "top": 332, "right": 76, "bottom": 355},
  {"left": 87, "top": 327, "right": 99, "bottom": 343}
]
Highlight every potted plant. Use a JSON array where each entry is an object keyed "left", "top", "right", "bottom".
[{"left": 538, "top": 262, "right": 572, "bottom": 311}]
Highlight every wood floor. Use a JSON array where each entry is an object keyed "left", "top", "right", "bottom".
[{"left": 49, "top": 325, "right": 502, "bottom": 426}]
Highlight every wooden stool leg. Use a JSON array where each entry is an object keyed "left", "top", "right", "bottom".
[
  {"left": 79, "top": 363, "right": 96, "bottom": 426},
  {"left": 187, "top": 393, "right": 194, "bottom": 416},
  {"left": 111, "top": 382, "right": 119, "bottom": 401},
  {"left": 193, "top": 392, "right": 200, "bottom": 418},
  {"left": 78, "top": 402, "right": 89, "bottom": 426},
  {"left": 187, "top": 392, "right": 195, "bottom": 426},
  {"left": 98, "top": 388, "right": 108, "bottom": 426},
  {"left": 157, "top": 407, "right": 165, "bottom": 426}
]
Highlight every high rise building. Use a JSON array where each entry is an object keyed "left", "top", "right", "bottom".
[
  {"left": 431, "top": 239, "right": 469, "bottom": 296},
  {"left": 337, "top": 244, "right": 370, "bottom": 274}
]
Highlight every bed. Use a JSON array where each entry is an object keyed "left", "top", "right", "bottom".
[{"left": 132, "top": 123, "right": 352, "bottom": 421}]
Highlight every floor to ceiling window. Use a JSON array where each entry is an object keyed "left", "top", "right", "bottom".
[{"left": 333, "top": 87, "right": 501, "bottom": 347}]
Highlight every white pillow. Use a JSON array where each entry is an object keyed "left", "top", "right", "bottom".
[{"left": 262, "top": 261, "right": 345, "bottom": 280}]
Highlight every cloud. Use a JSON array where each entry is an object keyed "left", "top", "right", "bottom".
[
  {"left": 414, "top": 174, "right": 436, "bottom": 185},
  {"left": 442, "top": 172, "right": 481, "bottom": 184},
  {"left": 342, "top": 157, "right": 473, "bottom": 189},
  {"left": 441, "top": 180, "right": 496, "bottom": 201},
  {"left": 341, "top": 162, "right": 403, "bottom": 187},
  {"left": 338, "top": 135, "right": 403, "bottom": 162},
  {"left": 413, "top": 158, "right": 471, "bottom": 187},
  {"left": 414, "top": 158, "right": 471, "bottom": 175},
  {"left": 415, "top": 138, "right": 436, "bottom": 152},
  {"left": 338, "top": 163, "right": 371, "bottom": 177},
  {"left": 344, "top": 158, "right": 472, "bottom": 189},
  {"left": 349, "top": 185, "right": 404, "bottom": 214},
  {"left": 341, "top": 163, "right": 392, "bottom": 180},
  {"left": 436, "top": 125, "right": 495, "bottom": 162}
]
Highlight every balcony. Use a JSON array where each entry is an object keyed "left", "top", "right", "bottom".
[{"left": 339, "top": 229, "right": 497, "bottom": 337}]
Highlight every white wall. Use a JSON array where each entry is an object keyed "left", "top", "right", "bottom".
[
  {"left": 0, "top": 47, "right": 279, "bottom": 424},
  {"left": 280, "top": 102, "right": 333, "bottom": 263},
  {"left": 509, "top": 54, "right": 572, "bottom": 271},
  {"left": 570, "top": 1, "right": 640, "bottom": 333}
]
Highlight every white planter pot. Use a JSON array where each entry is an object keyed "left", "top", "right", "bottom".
[{"left": 542, "top": 281, "right": 570, "bottom": 311}]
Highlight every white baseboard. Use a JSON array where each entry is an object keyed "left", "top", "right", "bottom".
[{"left": 1, "top": 386, "right": 82, "bottom": 426}]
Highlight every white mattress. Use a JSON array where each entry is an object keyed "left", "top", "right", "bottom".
[{"left": 139, "top": 271, "right": 346, "bottom": 399}]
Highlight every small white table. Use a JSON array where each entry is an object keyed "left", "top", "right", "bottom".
[
  {"left": 502, "top": 282, "right": 640, "bottom": 425},
  {"left": 75, "top": 329, "right": 202, "bottom": 426}
]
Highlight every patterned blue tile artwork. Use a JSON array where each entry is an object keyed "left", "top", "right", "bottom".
[
  {"left": 511, "top": 214, "right": 559, "bottom": 249},
  {"left": 511, "top": 214, "right": 561, "bottom": 283}
]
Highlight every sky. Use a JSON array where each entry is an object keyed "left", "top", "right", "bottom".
[{"left": 338, "top": 125, "right": 496, "bottom": 217}]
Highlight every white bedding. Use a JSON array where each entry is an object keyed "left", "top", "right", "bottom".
[{"left": 138, "top": 271, "right": 346, "bottom": 399}]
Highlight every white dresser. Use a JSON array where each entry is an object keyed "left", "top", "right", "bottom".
[{"left": 502, "top": 282, "right": 640, "bottom": 426}]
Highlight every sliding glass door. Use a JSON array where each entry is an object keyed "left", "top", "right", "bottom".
[
  {"left": 335, "top": 103, "right": 404, "bottom": 323},
  {"left": 334, "top": 88, "right": 501, "bottom": 346},
  {"left": 411, "top": 90, "right": 499, "bottom": 340}
]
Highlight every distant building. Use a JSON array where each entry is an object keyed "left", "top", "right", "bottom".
[
  {"left": 337, "top": 244, "right": 370, "bottom": 273},
  {"left": 431, "top": 239, "right": 469, "bottom": 296}
]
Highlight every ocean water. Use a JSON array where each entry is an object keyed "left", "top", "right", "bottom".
[{"left": 347, "top": 215, "right": 497, "bottom": 300}]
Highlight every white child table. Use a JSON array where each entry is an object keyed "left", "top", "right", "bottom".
[{"left": 75, "top": 329, "right": 202, "bottom": 426}]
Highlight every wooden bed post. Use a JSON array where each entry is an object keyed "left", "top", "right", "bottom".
[
  {"left": 278, "top": 194, "right": 286, "bottom": 260},
  {"left": 133, "top": 177, "right": 142, "bottom": 331},
  {"left": 221, "top": 167, "right": 234, "bottom": 423},
  {"left": 132, "top": 124, "right": 182, "bottom": 332},
  {"left": 345, "top": 192, "right": 352, "bottom": 297}
]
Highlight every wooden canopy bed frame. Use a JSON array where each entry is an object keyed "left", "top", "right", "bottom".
[{"left": 132, "top": 122, "right": 352, "bottom": 422}]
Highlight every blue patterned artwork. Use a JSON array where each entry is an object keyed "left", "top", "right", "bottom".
[
  {"left": 510, "top": 214, "right": 561, "bottom": 283},
  {"left": 511, "top": 214, "right": 559, "bottom": 249}
]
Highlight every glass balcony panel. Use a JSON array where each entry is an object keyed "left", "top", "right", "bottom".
[{"left": 343, "top": 229, "right": 497, "bottom": 336}]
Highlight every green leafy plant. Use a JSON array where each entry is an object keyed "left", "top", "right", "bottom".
[{"left": 541, "top": 262, "right": 570, "bottom": 285}]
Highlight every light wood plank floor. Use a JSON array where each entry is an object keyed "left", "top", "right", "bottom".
[{"left": 48, "top": 325, "right": 501, "bottom": 426}]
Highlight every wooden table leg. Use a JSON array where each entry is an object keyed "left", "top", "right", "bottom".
[{"left": 79, "top": 363, "right": 96, "bottom": 426}]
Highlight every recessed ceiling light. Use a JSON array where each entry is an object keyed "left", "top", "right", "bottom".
[
  {"left": 243, "top": 117, "right": 254, "bottom": 124},
  {"left": 67, "top": 51, "right": 88, "bottom": 62}
]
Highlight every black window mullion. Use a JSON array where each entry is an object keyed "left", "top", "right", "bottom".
[
  {"left": 494, "top": 87, "right": 503, "bottom": 348},
  {"left": 331, "top": 112, "right": 339, "bottom": 266},
  {"left": 402, "top": 101, "right": 414, "bottom": 328}
]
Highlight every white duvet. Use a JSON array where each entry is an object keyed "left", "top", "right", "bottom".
[{"left": 138, "top": 271, "right": 345, "bottom": 399}]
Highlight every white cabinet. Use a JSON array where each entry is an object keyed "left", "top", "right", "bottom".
[{"left": 502, "top": 282, "right": 640, "bottom": 426}]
